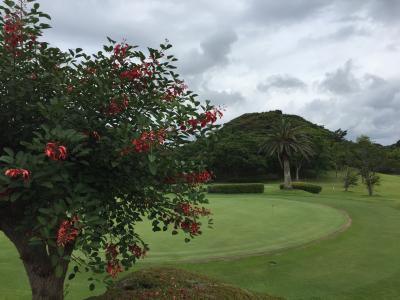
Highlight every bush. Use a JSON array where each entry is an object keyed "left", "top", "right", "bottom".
[
  {"left": 280, "top": 182, "right": 322, "bottom": 194},
  {"left": 87, "top": 267, "right": 284, "bottom": 300},
  {"left": 208, "top": 183, "right": 264, "bottom": 194}
]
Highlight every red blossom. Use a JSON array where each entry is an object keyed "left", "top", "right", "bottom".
[
  {"left": 120, "top": 68, "right": 141, "bottom": 80},
  {"left": 120, "top": 63, "right": 153, "bottom": 81},
  {"left": 163, "top": 82, "right": 188, "bottom": 101},
  {"left": 132, "top": 129, "right": 166, "bottom": 153},
  {"left": 106, "top": 243, "right": 119, "bottom": 259},
  {"left": 113, "top": 43, "right": 129, "bottom": 59},
  {"left": 180, "top": 221, "right": 200, "bottom": 235},
  {"left": 183, "top": 170, "right": 212, "bottom": 184},
  {"left": 106, "top": 98, "right": 129, "bottom": 115},
  {"left": 66, "top": 85, "right": 74, "bottom": 94},
  {"left": 5, "top": 168, "right": 31, "bottom": 181},
  {"left": 45, "top": 142, "right": 68, "bottom": 160},
  {"left": 57, "top": 217, "right": 79, "bottom": 247},
  {"left": 190, "top": 222, "right": 200, "bottom": 235},
  {"left": 183, "top": 108, "right": 224, "bottom": 131},
  {"left": 106, "top": 260, "right": 123, "bottom": 278},
  {"left": 129, "top": 244, "right": 147, "bottom": 259},
  {"left": 180, "top": 203, "right": 191, "bottom": 215},
  {"left": 2, "top": 14, "right": 23, "bottom": 54}
]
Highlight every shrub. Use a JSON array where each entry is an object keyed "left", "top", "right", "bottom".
[
  {"left": 208, "top": 183, "right": 264, "bottom": 194},
  {"left": 280, "top": 182, "right": 322, "bottom": 194}
]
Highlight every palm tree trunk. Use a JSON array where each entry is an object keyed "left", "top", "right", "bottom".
[{"left": 283, "top": 156, "right": 292, "bottom": 189}]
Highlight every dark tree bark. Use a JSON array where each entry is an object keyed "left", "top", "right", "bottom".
[{"left": 0, "top": 203, "right": 71, "bottom": 300}]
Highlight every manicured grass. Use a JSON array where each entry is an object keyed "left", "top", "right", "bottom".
[
  {"left": 2, "top": 173, "right": 400, "bottom": 299},
  {"left": 178, "top": 174, "right": 400, "bottom": 299}
]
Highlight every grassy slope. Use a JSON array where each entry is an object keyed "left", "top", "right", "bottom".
[
  {"left": 178, "top": 174, "right": 400, "bottom": 300},
  {"left": 1, "top": 174, "right": 400, "bottom": 299}
]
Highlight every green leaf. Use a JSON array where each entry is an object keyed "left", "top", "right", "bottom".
[
  {"left": 148, "top": 154, "right": 156, "bottom": 162},
  {"left": 37, "top": 216, "right": 47, "bottom": 225},
  {"left": 149, "top": 163, "right": 157, "bottom": 175},
  {"left": 3, "top": 148, "right": 14, "bottom": 157},
  {"left": 0, "top": 156, "right": 13, "bottom": 164}
]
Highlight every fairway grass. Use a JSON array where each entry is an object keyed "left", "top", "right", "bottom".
[{"left": 1, "top": 174, "right": 400, "bottom": 299}]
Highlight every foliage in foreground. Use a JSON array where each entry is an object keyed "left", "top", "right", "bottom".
[
  {"left": 208, "top": 183, "right": 265, "bottom": 194},
  {"left": 0, "top": 0, "right": 221, "bottom": 298},
  {"left": 86, "top": 267, "right": 284, "bottom": 300},
  {"left": 280, "top": 182, "right": 322, "bottom": 194}
]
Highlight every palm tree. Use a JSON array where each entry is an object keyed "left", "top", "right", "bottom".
[{"left": 260, "top": 118, "right": 314, "bottom": 189}]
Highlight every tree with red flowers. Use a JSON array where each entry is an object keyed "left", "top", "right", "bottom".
[{"left": 0, "top": 1, "right": 222, "bottom": 299}]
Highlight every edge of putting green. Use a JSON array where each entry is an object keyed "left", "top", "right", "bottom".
[{"left": 139, "top": 199, "right": 352, "bottom": 264}]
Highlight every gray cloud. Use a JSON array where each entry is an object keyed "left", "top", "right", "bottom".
[
  {"left": 244, "top": 0, "right": 331, "bottom": 25},
  {"left": 200, "top": 89, "right": 245, "bottom": 106},
  {"left": 179, "top": 30, "right": 238, "bottom": 76},
  {"left": 303, "top": 68, "right": 400, "bottom": 144},
  {"left": 257, "top": 75, "right": 307, "bottom": 93},
  {"left": 25, "top": 0, "right": 400, "bottom": 145},
  {"left": 319, "top": 60, "right": 360, "bottom": 94},
  {"left": 300, "top": 25, "right": 369, "bottom": 46}
]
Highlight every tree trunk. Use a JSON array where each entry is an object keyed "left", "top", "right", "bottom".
[
  {"left": 367, "top": 181, "right": 373, "bottom": 196},
  {"left": 1, "top": 224, "right": 70, "bottom": 300},
  {"left": 295, "top": 166, "right": 301, "bottom": 181},
  {"left": 283, "top": 156, "right": 292, "bottom": 189}
]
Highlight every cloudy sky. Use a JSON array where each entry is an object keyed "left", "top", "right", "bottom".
[{"left": 37, "top": 0, "right": 400, "bottom": 145}]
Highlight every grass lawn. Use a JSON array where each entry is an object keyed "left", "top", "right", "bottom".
[{"left": 1, "top": 173, "right": 400, "bottom": 299}]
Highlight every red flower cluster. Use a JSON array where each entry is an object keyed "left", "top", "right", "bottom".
[
  {"left": 181, "top": 221, "right": 200, "bottom": 235},
  {"left": 177, "top": 203, "right": 211, "bottom": 217},
  {"left": 120, "top": 63, "right": 152, "bottom": 81},
  {"left": 83, "top": 130, "right": 101, "bottom": 141},
  {"left": 129, "top": 244, "right": 147, "bottom": 259},
  {"left": 132, "top": 129, "right": 166, "bottom": 153},
  {"left": 163, "top": 82, "right": 188, "bottom": 101},
  {"left": 4, "top": 168, "right": 30, "bottom": 181},
  {"left": 106, "top": 97, "right": 129, "bottom": 115},
  {"left": 2, "top": 14, "right": 23, "bottom": 54},
  {"left": 45, "top": 142, "right": 68, "bottom": 160},
  {"left": 106, "top": 260, "right": 123, "bottom": 278},
  {"left": 113, "top": 43, "right": 129, "bottom": 59},
  {"left": 57, "top": 217, "right": 79, "bottom": 247},
  {"left": 105, "top": 243, "right": 123, "bottom": 278},
  {"left": 182, "top": 108, "right": 223, "bottom": 131},
  {"left": 183, "top": 170, "right": 212, "bottom": 184}
]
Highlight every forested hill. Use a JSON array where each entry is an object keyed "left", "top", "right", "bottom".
[
  {"left": 181, "top": 110, "right": 400, "bottom": 182},
  {"left": 182, "top": 110, "right": 347, "bottom": 182},
  {"left": 220, "top": 110, "right": 335, "bottom": 139}
]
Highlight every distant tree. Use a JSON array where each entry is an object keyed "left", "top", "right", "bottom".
[
  {"left": 292, "top": 148, "right": 314, "bottom": 181},
  {"left": 354, "top": 136, "right": 382, "bottom": 196},
  {"left": 343, "top": 166, "right": 359, "bottom": 191},
  {"left": 259, "top": 118, "right": 313, "bottom": 189}
]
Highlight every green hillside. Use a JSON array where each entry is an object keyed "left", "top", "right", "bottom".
[{"left": 183, "top": 110, "right": 345, "bottom": 182}]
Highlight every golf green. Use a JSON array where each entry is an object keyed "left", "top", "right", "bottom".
[
  {"left": 135, "top": 197, "right": 349, "bottom": 262},
  {"left": 0, "top": 195, "right": 348, "bottom": 299}
]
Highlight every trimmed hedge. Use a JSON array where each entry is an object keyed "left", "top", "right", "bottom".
[
  {"left": 280, "top": 182, "right": 322, "bottom": 194},
  {"left": 208, "top": 183, "right": 264, "bottom": 194}
]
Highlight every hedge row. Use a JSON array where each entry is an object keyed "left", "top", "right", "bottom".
[
  {"left": 280, "top": 182, "right": 322, "bottom": 194},
  {"left": 208, "top": 183, "right": 264, "bottom": 194}
]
